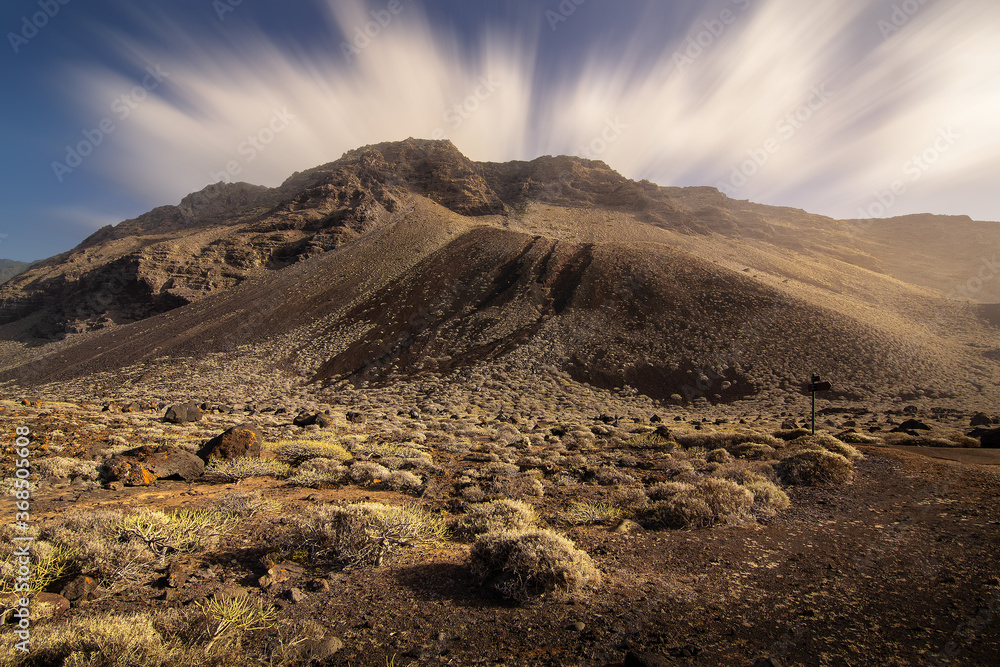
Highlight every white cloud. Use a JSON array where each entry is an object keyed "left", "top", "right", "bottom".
[{"left": 63, "top": 0, "right": 1000, "bottom": 223}]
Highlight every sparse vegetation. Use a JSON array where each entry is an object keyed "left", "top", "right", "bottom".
[
  {"left": 297, "top": 502, "right": 447, "bottom": 567},
  {"left": 469, "top": 529, "right": 601, "bottom": 603},
  {"left": 452, "top": 498, "right": 539, "bottom": 538},
  {"left": 206, "top": 457, "right": 292, "bottom": 481}
]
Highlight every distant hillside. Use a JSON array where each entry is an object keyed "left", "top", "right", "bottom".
[{"left": 0, "top": 259, "right": 31, "bottom": 285}]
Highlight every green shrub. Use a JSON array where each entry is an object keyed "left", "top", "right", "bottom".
[{"left": 469, "top": 529, "right": 601, "bottom": 603}]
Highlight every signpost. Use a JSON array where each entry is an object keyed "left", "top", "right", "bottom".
[{"left": 808, "top": 374, "right": 832, "bottom": 435}]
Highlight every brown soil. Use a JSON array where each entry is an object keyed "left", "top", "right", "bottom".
[{"left": 3, "top": 400, "right": 999, "bottom": 666}]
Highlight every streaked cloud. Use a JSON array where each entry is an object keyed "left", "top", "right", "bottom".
[{"left": 60, "top": 0, "right": 1000, "bottom": 223}]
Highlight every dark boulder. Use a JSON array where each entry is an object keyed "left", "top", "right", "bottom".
[
  {"left": 897, "top": 419, "right": 931, "bottom": 431},
  {"left": 293, "top": 413, "right": 333, "bottom": 428},
  {"left": 115, "top": 444, "right": 204, "bottom": 481},
  {"left": 164, "top": 401, "right": 203, "bottom": 424},
  {"left": 981, "top": 428, "right": 1000, "bottom": 449},
  {"left": 105, "top": 458, "right": 156, "bottom": 486},
  {"left": 971, "top": 412, "right": 994, "bottom": 427},
  {"left": 198, "top": 424, "right": 264, "bottom": 461}
]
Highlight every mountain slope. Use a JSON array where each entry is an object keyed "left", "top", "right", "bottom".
[{"left": 0, "top": 139, "right": 997, "bottom": 408}]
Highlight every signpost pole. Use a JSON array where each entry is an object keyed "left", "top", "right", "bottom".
[
  {"left": 811, "top": 384, "right": 816, "bottom": 435},
  {"left": 811, "top": 373, "right": 819, "bottom": 435}
]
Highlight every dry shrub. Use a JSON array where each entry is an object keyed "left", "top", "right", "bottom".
[
  {"left": 562, "top": 500, "right": 623, "bottom": 526},
  {"left": 0, "top": 612, "right": 207, "bottom": 667},
  {"left": 214, "top": 491, "right": 282, "bottom": 519},
  {"left": 641, "top": 496, "right": 714, "bottom": 530},
  {"left": 452, "top": 499, "right": 538, "bottom": 539},
  {"left": 773, "top": 428, "right": 813, "bottom": 441},
  {"left": 469, "top": 529, "right": 601, "bottom": 603},
  {"left": 348, "top": 461, "right": 390, "bottom": 485},
  {"left": 610, "top": 485, "right": 648, "bottom": 509},
  {"left": 28, "top": 511, "right": 155, "bottom": 587},
  {"left": 206, "top": 458, "right": 291, "bottom": 481},
  {"left": 647, "top": 481, "right": 696, "bottom": 501},
  {"left": 270, "top": 440, "right": 351, "bottom": 465},
  {"left": 640, "top": 478, "right": 752, "bottom": 529},
  {"left": 882, "top": 433, "right": 977, "bottom": 448},
  {"left": 838, "top": 431, "right": 882, "bottom": 445},
  {"left": 495, "top": 475, "right": 545, "bottom": 499},
  {"left": 696, "top": 477, "right": 754, "bottom": 521},
  {"left": 34, "top": 456, "right": 101, "bottom": 481},
  {"left": 676, "top": 431, "right": 781, "bottom": 450},
  {"left": 788, "top": 434, "right": 863, "bottom": 461},
  {"left": 592, "top": 466, "right": 637, "bottom": 486},
  {"left": 706, "top": 448, "right": 733, "bottom": 463},
  {"left": 744, "top": 479, "right": 791, "bottom": 517},
  {"left": 732, "top": 443, "right": 776, "bottom": 461},
  {"left": 382, "top": 470, "right": 424, "bottom": 493},
  {"left": 298, "top": 502, "right": 446, "bottom": 567},
  {"left": 778, "top": 450, "right": 854, "bottom": 485}
]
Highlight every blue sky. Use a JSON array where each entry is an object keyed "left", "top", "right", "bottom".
[{"left": 1, "top": 0, "right": 998, "bottom": 262}]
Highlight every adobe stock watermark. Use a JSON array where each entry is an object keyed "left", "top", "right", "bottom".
[
  {"left": 209, "top": 107, "right": 296, "bottom": 183},
  {"left": 430, "top": 75, "right": 502, "bottom": 140},
  {"left": 878, "top": 0, "right": 933, "bottom": 40},
  {"left": 577, "top": 117, "right": 629, "bottom": 160},
  {"left": 846, "top": 126, "right": 959, "bottom": 237},
  {"left": 545, "top": 0, "right": 588, "bottom": 32},
  {"left": 7, "top": 0, "right": 71, "bottom": 54},
  {"left": 213, "top": 0, "right": 244, "bottom": 21},
  {"left": 52, "top": 65, "right": 170, "bottom": 183},
  {"left": 716, "top": 83, "right": 833, "bottom": 196},
  {"left": 340, "top": 0, "right": 414, "bottom": 62},
  {"left": 673, "top": 0, "right": 752, "bottom": 73}
]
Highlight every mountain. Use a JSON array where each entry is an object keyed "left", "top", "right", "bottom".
[
  {"left": 0, "top": 259, "right": 32, "bottom": 285},
  {"left": 0, "top": 138, "right": 997, "bottom": 409}
]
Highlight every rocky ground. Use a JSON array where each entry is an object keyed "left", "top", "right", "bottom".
[{"left": 1, "top": 391, "right": 999, "bottom": 666}]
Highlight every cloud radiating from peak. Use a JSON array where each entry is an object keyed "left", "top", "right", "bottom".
[{"left": 51, "top": 0, "right": 1000, "bottom": 228}]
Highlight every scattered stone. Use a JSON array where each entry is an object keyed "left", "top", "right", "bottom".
[
  {"left": 571, "top": 621, "right": 586, "bottom": 631},
  {"left": 780, "top": 420, "right": 798, "bottom": 430},
  {"left": 105, "top": 457, "right": 157, "bottom": 486},
  {"left": 971, "top": 413, "right": 993, "bottom": 427},
  {"left": 625, "top": 651, "right": 672, "bottom": 667},
  {"left": 612, "top": 519, "right": 643, "bottom": 534},
  {"left": 650, "top": 414, "right": 662, "bottom": 423},
  {"left": 198, "top": 424, "right": 264, "bottom": 461},
  {"left": 346, "top": 411, "right": 366, "bottom": 424},
  {"left": 215, "top": 584, "right": 249, "bottom": 600},
  {"left": 166, "top": 560, "right": 196, "bottom": 588},
  {"left": 752, "top": 659, "right": 786, "bottom": 667},
  {"left": 294, "top": 413, "right": 333, "bottom": 428},
  {"left": 60, "top": 575, "right": 98, "bottom": 602},
  {"left": 287, "top": 587, "right": 305, "bottom": 603},
  {"left": 896, "top": 419, "right": 931, "bottom": 431},
  {"left": 164, "top": 401, "right": 203, "bottom": 424},
  {"left": 260, "top": 560, "right": 305, "bottom": 588},
  {"left": 285, "top": 635, "right": 344, "bottom": 663}
]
